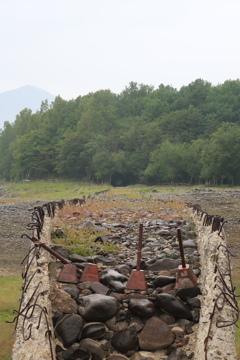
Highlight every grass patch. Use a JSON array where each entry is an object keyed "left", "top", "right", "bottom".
[
  {"left": 1, "top": 180, "right": 112, "bottom": 201},
  {"left": 0, "top": 276, "right": 22, "bottom": 360},
  {"left": 52, "top": 225, "right": 117, "bottom": 257},
  {"left": 234, "top": 283, "right": 240, "bottom": 358}
]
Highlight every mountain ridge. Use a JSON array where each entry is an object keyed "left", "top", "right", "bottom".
[{"left": 0, "top": 85, "right": 55, "bottom": 130}]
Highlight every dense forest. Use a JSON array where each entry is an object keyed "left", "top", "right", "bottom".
[{"left": 1, "top": 78, "right": 240, "bottom": 185}]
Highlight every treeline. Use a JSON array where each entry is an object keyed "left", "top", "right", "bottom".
[{"left": 1, "top": 79, "right": 240, "bottom": 185}]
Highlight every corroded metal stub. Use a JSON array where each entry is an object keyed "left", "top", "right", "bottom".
[
  {"left": 81, "top": 263, "right": 100, "bottom": 282},
  {"left": 126, "top": 269, "right": 147, "bottom": 290},
  {"left": 175, "top": 264, "right": 198, "bottom": 289},
  {"left": 57, "top": 263, "right": 79, "bottom": 284}
]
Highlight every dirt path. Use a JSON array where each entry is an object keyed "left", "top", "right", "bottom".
[{"left": 1, "top": 189, "right": 239, "bottom": 279}]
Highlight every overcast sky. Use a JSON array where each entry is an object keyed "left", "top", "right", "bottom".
[{"left": 1, "top": 0, "right": 240, "bottom": 100}]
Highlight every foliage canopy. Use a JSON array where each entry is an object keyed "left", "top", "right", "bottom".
[{"left": 1, "top": 79, "right": 240, "bottom": 185}]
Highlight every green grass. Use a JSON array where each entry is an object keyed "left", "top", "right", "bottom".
[
  {"left": 0, "top": 180, "right": 112, "bottom": 201},
  {"left": 0, "top": 276, "right": 22, "bottom": 360},
  {"left": 2, "top": 180, "right": 240, "bottom": 203}
]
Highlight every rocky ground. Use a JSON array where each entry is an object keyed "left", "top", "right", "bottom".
[
  {"left": 9, "top": 188, "right": 239, "bottom": 360},
  {"left": 0, "top": 188, "right": 240, "bottom": 279},
  {"left": 0, "top": 199, "right": 46, "bottom": 276}
]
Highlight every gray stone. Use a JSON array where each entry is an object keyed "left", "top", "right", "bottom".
[
  {"left": 78, "top": 294, "right": 118, "bottom": 321},
  {"left": 90, "top": 281, "right": 110, "bottom": 295},
  {"left": 153, "top": 275, "right": 176, "bottom": 288},
  {"left": 129, "top": 316, "right": 144, "bottom": 332},
  {"left": 186, "top": 297, "right": 201, "bottom": 309},
  {"left": 56, "top": 346, "right": 91, "bottom": 360},
  {"left": 94, "top": 256, "right": 117, "bottom": 266},
  {"left": 156, "top": 293, "right": 192, "bottom": 320},
  {"left": 182, "top": 248, "right": 195, "bottom": 255},
  {"left": 101, "top": 268, "right": 128, "bottom": 282},
  {"left": 139, "top": 350, "right": 166, "bottom": 360},
  {"left": 81, "top": 322, "right": 106, "bottom": 340},
  {"left": 116, "top": 264, "right": 132, "bottom": 276},
  {"left": 105, "top": 316, "right": 128, "bottom": 332},
  {"left": 55, "top": 314, "right": 84, "bottom": 347},
  {"left": 139, "top": 316, "right": 174, "bottom": 350},
  {"left": 130, "top": 352, "right": 142, "bottom": 360},
  {"left": 178, "top": 319, "right": 194, "bottom": 334},
  {"left": 69, "top": 254, "right": 89, "bottom": 263},
  {"left": 101, "top": 269, "right": 128, "bottom": 292},
  {"left": 182, "top": 240, "right": 197, "bottom": 249},
  {"left": 176, "top": 287, "right": 201, "bottom": 301},
  {"left": 129, "top": 298, "right": 157, "bottom": 318},
  {"left": 147, "top": 258, "right": 181, "bottom": 272},
  {"left": 63, "top": 286, "right": 80, "bottom": 300},
  {"left": 80, "top": 338, "right": 110, "bottom": 360},
  {"left": 159, "top": 313, "right": 176, "bottom": 325},
  {"left": 111, "top": 329, "right": 139, "bottom": 353},
  {"left": 78, "top": 221, "right": 104, "bottom": 232},
  {"left": 166, "top": 348, "right": 188, "bottom": 359},
  {"left": 158, "top": 229, "right": 171, "bottom": 235}
]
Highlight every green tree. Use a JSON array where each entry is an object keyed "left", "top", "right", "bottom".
[
  {"left": 201, "top": 123, "right": 240, "bottom": 185},
  {"left": 144, "top": 141, "right": 186, "bottom": 184}
]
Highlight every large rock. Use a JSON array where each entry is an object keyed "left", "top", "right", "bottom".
[
  {"left": 90, "top": 281, "right": 110, "bottom": 295},
  {"left": 176, "top": 286, "right": 201, "bottom": 301},
  {"left": 80, "top": 338, "right": 110, "bottom": 360},
  {"left": 153, "top": 275, "right": 176, "bottom": 288},
  {"left": 69, "top": 253, "right": 89, "bottom": 263},
  {"left": 139, "top": 316, "right": 174, "bottom": 350},
  {"left": 78, "top": 294, "right": 118, "bottom": 321},
  {"left": 55, "top": 314, "right": 84, "bottom": 347},
  {"left": 49, "top": 287, "right": 78, "bottom": 313},
  {"left": 56, "top": 346, "right": 91, "bottom": 360},
  {"left": 156, "top": 293, "right": 192, "bottom": 320},
  {"left": 129, "top": 316, "right": 144, "bottom": 332},
  {"left": 147, "top": 258, "right": 181, "bottom": 272},
  {"left": 101, "top": 269, "right": 128, "bottom": 292},
  {"left": 78, "top": 221, "right": 104, "bottom": 233},
  {"left": 111, "top": 329, "right": 139, "bottom": 353},
  {"left": 129, "top": 298, "right": 157, "bottom": 318},
  {"left": 105, "top": 316, "right": 128, "bottom": 332},
  {"left": 182, "top": 239, "right": 197, "bottom": 248}
]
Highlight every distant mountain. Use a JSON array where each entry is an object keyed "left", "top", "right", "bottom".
[{"left": 0, "top": 85, "right": 55, "bottom": 130}]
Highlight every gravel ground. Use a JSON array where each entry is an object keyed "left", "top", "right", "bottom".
[{"left": 0, "top": 199, "right": 46, "bottom": 275}]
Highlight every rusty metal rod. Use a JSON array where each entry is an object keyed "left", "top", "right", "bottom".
[
  {"left": 177, "top": 228, "right": 186, "bottom": 268},
  {"left": 137, "top": 223, "right": 143, "bottom": 271},
  {"left": 26, "top": 236, "right": 82, "bottom": 276}
]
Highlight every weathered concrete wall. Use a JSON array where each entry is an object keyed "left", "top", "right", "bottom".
[
  {"left": 193, "top": 214, "right": 237, "bottom": 360},
  {"left": 12, "top": 217, "right": 56, "bottom": 360}
]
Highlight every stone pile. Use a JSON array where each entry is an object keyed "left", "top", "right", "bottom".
[{"left": 49, "top": 218, "right": 201, "bottom": 360}]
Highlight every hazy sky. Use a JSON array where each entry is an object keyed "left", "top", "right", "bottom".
[{"left": 1, "top": 0, "right": 240, "bottom": 100}]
